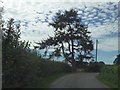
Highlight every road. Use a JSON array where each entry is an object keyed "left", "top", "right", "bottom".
[{"left": 49, "top": 72, "right": 109, "bottom": 88}]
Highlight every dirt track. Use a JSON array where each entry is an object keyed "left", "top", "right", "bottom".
[{"left": 49, "top": 72, "right": 109, "bottom": 88}]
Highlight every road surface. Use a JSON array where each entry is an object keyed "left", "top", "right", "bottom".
[{"left": 49, "top": 73, "right": 109, "bottom": 88}]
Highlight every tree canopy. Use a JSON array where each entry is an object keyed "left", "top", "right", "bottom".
[
  {"left": 113, "top": 54, "right": 120, "bottom": 65},
  {"left": 36, "top": 9, "right": 94, "bottom": 70},
  {"left": 2, "top": 18, "right": 34, "bottom": 87}
]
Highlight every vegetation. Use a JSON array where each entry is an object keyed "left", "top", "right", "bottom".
[
  {"left": 85, "top": 61, "right": 105, "bottom": 72},
  {"left": 75, "top": 60, "right": 105, "bottom": 72},
  {"left": 26, "top": 60, "right": 71, "bottom": 88},
  {"left": 2, "top": 8, "right": 119, "bottom": 88},
  {"left": 2, "top": 18, "right": 30, "bottom": 88},
  {"left": 97, "top": 65, "right": 118, "bottom": 88},
  {"left": 113, "top": 54, "right": 120, "bottom": 65},
  {"left": 36, "top": 9, "right": 93, "bottom": 71},
  {"left": 2, "top": 18, "right": 72, "bottom": 88},
  {"left": 37, "top": 72, "right": 67, "bottom": 88}
]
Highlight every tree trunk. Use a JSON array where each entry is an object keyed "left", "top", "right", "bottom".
[
  {"left": 72, "top": 60, "right": 76, "bottom": 72},
  {"left": 71, "top": 39, "right": 76, "bottom": 72},
  {"left": 61, "top": 42, "right": 67, "bottom": 63}
]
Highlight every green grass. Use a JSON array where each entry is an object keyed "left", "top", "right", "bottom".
[
  {"left": 97, "top": 75, "right": 118, "bottom": 89},
  {"left": 24, "top": 72, "right": 69, "bottom": 88},
  {"left": 97, "top": 65, "right": 118, "bottom": 89},
  {"left": 38, "top": 73, "right": 68, "bottom": 88}
]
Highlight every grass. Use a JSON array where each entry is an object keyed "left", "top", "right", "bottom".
[
  {"left": 97, "top": 75, "right": 118, "bottom": 89},
  {"left": 97, "top": 65, "right": 118, "bottom": 90},
  {"left": 39, "top": 73, "right": 68, "bottom": 88},
  {"left": 24, "top": 72, "right": 69, "bottom": 88}
]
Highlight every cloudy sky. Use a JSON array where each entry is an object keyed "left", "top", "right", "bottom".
[{"left": 1, "top": 0, "right": 119, "bottom": 64}]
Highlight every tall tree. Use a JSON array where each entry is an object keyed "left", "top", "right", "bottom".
[
  {"left": 36, "top": 9, "right": 93, "bottom": 71},
  {"left": 2, "top": 18, "right": 31, "bottom": 87}
]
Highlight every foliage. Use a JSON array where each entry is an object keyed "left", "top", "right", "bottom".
[
  {"left": 2, "top": 18, "right": 72, "bottom": 88},
  {"left": 4, "top": 59, "right": 72, "bottom": 88},
  {"left": 113, "top": 54, "right": 120, "bottom": 65},
  {"left": 36, "top": 9, "right": 93, "bottom": 70},
  {"left": 2, "top": 18, "right": 34, "bottom": 88},
  {"left": 40, "top": 73, "right": 67, "bottom": 88},
  {"left": 97, "top": 65, "right": 118, "bottom": 88},
  {"left": 23, "top": 60, "right": 72, "bottom": 88},
  {"left": 76, "top": 61, "right": 88, "bottom": 68},
  {"left": 85, "top": 61, "right": 105, "bottom": 72}
]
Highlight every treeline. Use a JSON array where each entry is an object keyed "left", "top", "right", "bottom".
[
  {"left": 85, "top": 61, "right": 105, "bottom": 72},
  {"left": 2, "top": 18, "right": 71, "bottom": 88}
]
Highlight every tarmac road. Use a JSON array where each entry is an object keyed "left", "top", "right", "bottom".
[{"left": 49, "top": 72, "right": 109, "bottom": 88}]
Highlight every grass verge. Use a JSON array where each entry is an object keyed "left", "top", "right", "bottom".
[
  {"left": 96, "top": 65, "right": 119, "bottom": 90},
  {"left": 97, "top": 74, "right": 118, "bottom": 89},
  {"left": 33, "top": 72, "right": 68, "bottom": 88}
]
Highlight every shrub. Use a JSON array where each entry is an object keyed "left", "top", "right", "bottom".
[
  {"left": 20, "top": 60, "right": 72, "bottom": 87},
  {"left": 85, "top": 61, "right": 105, "bottom": 72},
  {"left": 99, "top": 65, "right": 118, "bottom": 87},
  {"left": 2, "top": 18, "right": 72, "bottom": 88}
]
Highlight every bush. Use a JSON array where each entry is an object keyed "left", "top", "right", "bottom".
[
  {"left": 32, "top": 60, "right": 71, "bottom": 77},
  {"left": 85, "top": 61, "right": 105, "bottom": 72},
  {"left": 98, "top": 65, "right": 118, "bottom": 88},
  {"left": 2, "top": 18, "right": 35, "bottom": 88},
  {"left": 3, "top": 58, "right": 72, "bottom": 88},
  {"left": 2, "top": 51, "right": 39, "bottom": 88},
  {"left": 19, "top": 60, "right": 72, "bottom": 87},
  {"left": 2, "top": 18, "right": 72, "bottom": 88}
]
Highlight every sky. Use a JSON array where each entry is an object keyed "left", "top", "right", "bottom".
[{"left": 1, "top": 0, "right": 119, "bottom": 64}]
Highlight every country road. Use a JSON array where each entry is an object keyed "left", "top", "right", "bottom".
[{"left": 49, "top": 73, "right": 109, "bottom": 88}]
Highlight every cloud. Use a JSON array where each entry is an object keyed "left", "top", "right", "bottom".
[
  {"left": 98, "top": 37, "right": 118, "bottom": 51},
  {"left": 2, "top": 0, "right": 118, "bottom": 52},
  {"left": 88, "top": 21, "right": 118, "bottom": 38},
  {"left": 88, "top": 21, "right": 118, "bottom": 52}
]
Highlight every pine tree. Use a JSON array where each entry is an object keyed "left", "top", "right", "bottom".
[{"left": 36, "top": 9, "right": 93, "bottom": 71}]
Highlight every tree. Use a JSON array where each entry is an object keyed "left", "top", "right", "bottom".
[
  {"left": 2, "top": 18, "right": 30, "bottom": 65},
  {"left": 113, "top": 54, "right": 120, "bottom": 65},
  {"left": 2, "top": 18, "right": 32, "bottom": 87},
  {"left": 36, "top": 9, "right": 93, "bottom": 71}
]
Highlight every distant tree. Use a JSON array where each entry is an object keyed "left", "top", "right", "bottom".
[
  {"left": 99, "top": 61, "right": 105, "bottom": 65},
  {"left": 113, "top": 54, "right": 120, "bottom": 65},
  {"left": 36, "top": 9, "right": 93, "bottom": 71},
  {"left": 86, "top": 61, "right": 105, "bottom": 72}
]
